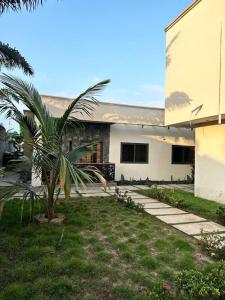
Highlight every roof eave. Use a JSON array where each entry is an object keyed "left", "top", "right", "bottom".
[{"left": 165, "top": 0, "right": 203, "bottom": 32}]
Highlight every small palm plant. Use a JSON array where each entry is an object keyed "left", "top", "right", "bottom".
[{"left": 0, "top": 74, "right": 110, "bottom": 221}]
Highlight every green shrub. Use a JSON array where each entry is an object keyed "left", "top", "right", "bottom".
[
  {"left": 115, "top": 189, "right": 144, "bottom": 212},
  {"left": 175, "top": 262, "right": 225, "bottom": 299},
  {"left": 125, "top": 197, "right": 144, "bottom": 212},
  {"left": 147, "top": 282, "right": 173, "bottom": 300},
  {"left": 146, "top": 188, "right": 186, "bottom": 209},
  {"left": 216, "top": 206, "right": 225, "bottom": 225},
  {"left": 167, "top": 196, "right": 186, "bottom": 209},
  {"left": 199, "top": 230, "right": 225, "bottom": 259}
]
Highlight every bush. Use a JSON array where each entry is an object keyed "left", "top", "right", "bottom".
[
  {"left": 216, "top": 207, "right": 225, "bottom": 225},
  {"left": 114, "top": 189, "right": 144, "bottom": 212},
  {"left": 175, "top": 262, "right": 225, "bottom": 299},
  {"left": 147, "top": 282, "right": 174, "bottom": 300},
  {"left": 199, "top": 230, "right": 225, "bottom": 259},
  {"left": 147, "top": 188, "right": 186, "bottom": 209},
  {"left": 125, "top": 197, "right": 144, "bottom": 212}
]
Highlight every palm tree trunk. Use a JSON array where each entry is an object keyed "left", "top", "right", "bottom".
[{"left": 46, "top": 170, "right": 59, "bottom": 221}]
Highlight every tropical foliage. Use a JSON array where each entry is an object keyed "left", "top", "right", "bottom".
[
  {"left": 0, "top": 42, "right": 33, "bottom": 75},
  {"left": 0, "top": 74, "right": 110, "bottom": 220},
  {"left": 0, "top": 0, "right": 44, "bottom": 13},
  {"left": 6, "top": 129, "right": 24, "bottom": 143},
  {"left": 0, "top": 0, "right": 39, "bottom": 75}
]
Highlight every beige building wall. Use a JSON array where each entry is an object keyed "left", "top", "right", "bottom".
[
  {"left": 165, "top": 0, "right": 225, "bottom": 126},
  {"left": 109, "top": 124, "right": 194, "bottom": 181},
  {"left": 195, "top": 124, "right": 225, "bottom": 204}
]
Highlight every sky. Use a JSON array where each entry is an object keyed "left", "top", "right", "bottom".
[{"left": 0, "top": 0, "right": 192, "bottom": 130}]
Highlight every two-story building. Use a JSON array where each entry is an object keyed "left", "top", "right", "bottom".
[{"left": 165, "top": 0, "right": 225, "bottom": 203}]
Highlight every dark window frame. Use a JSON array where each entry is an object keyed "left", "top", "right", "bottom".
[
  {"left": 171, "top": 145, "right": 194, "bottom": 165},
  {"left": 120, "top": 142, "right": 149, "bottom": 164}
]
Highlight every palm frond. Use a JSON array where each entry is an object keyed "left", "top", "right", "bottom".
[
  {"left": 0, "top": 87, "right": 40, "bottom": 139},
  {"left": 57, "top": 80, "right": 110, "bottom": 137},
  {"left": 0, "top": 181, "right": 41, "bottom": 219},
  {"left": 0, "top": 0, "right": 44, "bottom": 14},
  {"left": 0, "top": 74, "right": 56, "bottom": 142},
  {"left": 0, "top": 42, "right": 33, "bottom": 75},
  {"left": 66, "top": 143, "right": 96, "bottom": 163}
]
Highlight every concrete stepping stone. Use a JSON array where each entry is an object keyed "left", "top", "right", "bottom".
[
  {"left": 58, "top": 193, "right": 78, "bottom": 199},
  {"left": 78, "top": 189, "right": 103, "bottom": 194},
  {"left": 106, "top": 191, "right": 115, "bottom": 195},
  {"left": 81, "top": 193, "right": 110, "bottom": 198},
  {"left": 156, "top": 214, "right": 206, "bottom": 224},
  {"left": 116, "top": 186, "right": 136, "bottom": 190},
  {"left": 157, "top": 185, "right": 174, "bottom": 190},
  {"left": 134, "top": 199, "right": 160, "bottom": 204},
  {"left": 129, "top": 194, "right": 149, "bottom": 199},
  {"left": 132, "top": 185, "right": 149, "bottom": 189},
  {"left": 145, "top": 208, "right": 187, "bottom": 216},
  {"left": 144, "top": 203, "right": 171, "bottom": 209},
  {"left": 126, "top": 192, "right": 141, "bottom": 195},
  {"left": 173, "top": 222, "right": 225, "bottom": 236}
]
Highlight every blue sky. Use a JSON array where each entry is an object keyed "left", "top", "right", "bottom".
[{"left": 0, "top": 0, "right": 192, "bottom": 129}]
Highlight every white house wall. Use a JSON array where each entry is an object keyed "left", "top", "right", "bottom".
[{"left": 109, "top": 124, "right": 194, "bottom": 181}]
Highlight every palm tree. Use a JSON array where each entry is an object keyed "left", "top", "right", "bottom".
[
  {"left": 0, "top": 0, "right": 43, "bottom": 75},
  {"left": 0, "top": 0, "right": 44, "bottom": 13},
  {"left": 0, "top": 42, "right": 34, "bottom": 75},
  {"left": 0, "top": 74, "right": 110, "bottom": 221}
]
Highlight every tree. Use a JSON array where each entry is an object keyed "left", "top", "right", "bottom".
[
  {"left": 6, "top": 129, "right": 22, "bottom": 142},
  {"left": 0, "top": 0, "right": 43, "bottom": 75},
  {"left": 0, "top": 0, "right": 44, "bottom": 14},
  {"left": 0, "top": 74, "right": 110, "bottom": 221},
  {"left": 0, "top": 42, "right": 34, "bottom": 75}
]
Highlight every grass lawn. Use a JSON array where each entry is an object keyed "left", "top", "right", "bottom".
[
  {"left": 136, "top": 188, "right": 225, "bottom": 225},
  {"left": 0, "top": 196, "right": 211, "bottom": 300}
]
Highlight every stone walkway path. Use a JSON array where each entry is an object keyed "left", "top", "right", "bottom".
[
  {"left": 79, "top": 184, "right": 225, "bottom": 242},
  {"left": 15, "top": 182, "right": 225, "bottom": 241}
]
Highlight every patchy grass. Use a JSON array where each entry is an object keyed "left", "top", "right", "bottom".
[
  {"left": 0, "top": 196, "right": 210, "bottom": 299},
  {"left": 136, "top": 188, "right": 225, "bottom": 225}
]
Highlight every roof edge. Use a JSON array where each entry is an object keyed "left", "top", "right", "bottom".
[
  {"left": 165, "top": 0, "right": 203, "bottom": 32},
  {"left": 41, "top": 94, "right": 165, "bottom": 111}
]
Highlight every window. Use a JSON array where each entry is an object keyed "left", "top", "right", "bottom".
[
  {"left": 121, "top": 143, "right": 149, "bottom": 163},
  {"left": 69, "top": 140, "right": 73, "bottom": 151},
  {"left": 80, "top": 143, "right": 103, "bottom": 163},
  {"left": 172, "top": 145, "right": 194, "bottom": 164}
]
